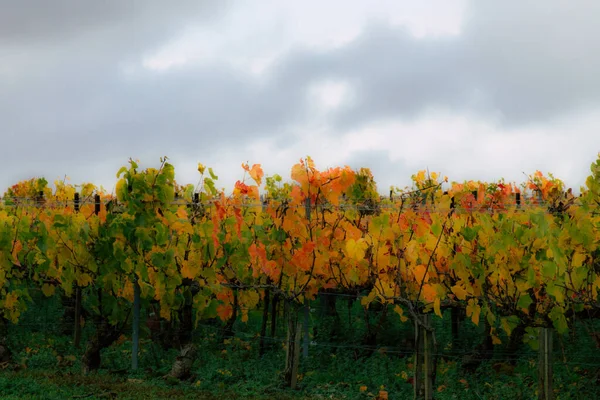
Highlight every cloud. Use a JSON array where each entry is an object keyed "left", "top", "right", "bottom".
[
  {"left": 323, "top": 108, "right": 600, "bottom": 192},
  {"left": 268, "top": 0, "right": 600, "bottom": 130},
  {"left": 1, "top": 0, "right": 599, "bottom": 195},
  {"left": 0, "top": 1, "right": 228, "bottom": 45}
]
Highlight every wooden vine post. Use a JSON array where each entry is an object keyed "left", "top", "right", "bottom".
[
  {"left": 414, "top": 314, "right": 434, "bottom": 400},
  {"left": 73, "top": 193, "right": 82, "bottom": 348},
  {"left": 538, "top": 326, "right": 554, "bottom": 400},
  {"left": 284, "top": 301, "right": 302, "bottom": 389}
]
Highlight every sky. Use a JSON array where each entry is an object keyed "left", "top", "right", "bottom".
[{"left": 1, "top": 0, "right": 599, "bottom": 196}]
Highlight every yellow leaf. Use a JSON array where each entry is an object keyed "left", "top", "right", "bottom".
[
  {"left": 451, "top": 284, "right": 468, "bottom": 301},
  {"left": 466, "top": 299, "right": 480, "bottom": 325},
  {"left": 120, "top": 280, "right": 134, "bottom": 302},
  {"left": 197, "top": 163, "right": 206, "bottom": 174},
  {"left": 8, "top": 309, "right": 20, "bottom": 323},
  {"left": 547, "top": 283, "right": 565, "bottom": 304},
  {"left": 361, "top": 290, "right": 377, "bottom": 308},
  {"left": 241, "top": 291, "right": 260, "bottom": 309},
  {"left": 434, "top": 298, "right": 442, "bottom": 318},
  {"left": 176, "top": 208, "right": 188, "bottom": 219},
  {"left": 501, "top": 318, "right": 514, "bottom": 336},
  {"left": 42, "top": 284, "right": 56, "bottom": 297},
  {"left": 77, "top": 274, "right": 93, "bottom": 287},
  {"left": 160, "top": 304, "right": 171, "bottom": 320},
  {"left": 4, "top": 292, "right": 18, "bottom": 309},
  {"left": 181, "top": 260, "right": 199, "bottom": 280},
  {"left": 393, "top": 305, "right": 409, "bottom": 323},
  {"left": 345, "top": 238, "right": 368, "bottom": 261},
  {"left": 572, "top": 252, "right": 586, "bottom": 267},
  {"left": 438, "top": 193, "right": 452, "bottom": 211}
]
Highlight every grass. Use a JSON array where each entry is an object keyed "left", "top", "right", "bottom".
[{"left": 2, "top": 294, "right": 600, "bottom": 399}]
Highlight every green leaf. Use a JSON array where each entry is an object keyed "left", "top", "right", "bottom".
[
  {"left": 155, "top": 223, "right": 169, "bottom": 246},
  {"left": 541, "top": 261, "right": 556, "bottom": 278},
  {"left": 548, "top": 306, "right": 569, "bottom": 334},
  {"left": 348, "top": 269, "right": 359, "bottom": 284},
  {"left": 431, "top": 222, "right": 442, "bottom": 237},
  {"left": 460, "top": 226, "right": 479, "bottom": 242},
  {"left": 371, "top": 214, "right": 390, "bottom": 232},
  {"left": 527, "top": 266, "right": 537, "bottom": 286},
  {"left": 116, "top": 166, "right": 128, "bottom": 178},
  {"left": 523, "top": 327, "right": 539, "bottom": 350},
  {"left": 204, "top": 178, "right": 217, "bottom": 195},
  {"left": 201, "top": 299, "right": 219, "bottom": 319},
  {"left": 517, "top": 293, "right": 533, "bottom": 311},
  {"left": 270, "top": 228, "right": 287, "bottom": 243},
  {"left": 163, "top": 163, "right": 175, "bottom": 182},
  {"left": 151, "top": 252, "right": 165, "bottom": 268}
]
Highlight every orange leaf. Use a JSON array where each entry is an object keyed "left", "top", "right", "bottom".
[
  {"left": 421, "top": 284, "right": 437, "bottom": 302},
  {"left": 176, "top": 208, "right": 188, "bottom": 219},
  {"left": 413, "top": 264, "right": 428, "bottom": 284},
  {"left": 393, "top": 305, "right": 409, "bottom": 323},
  {"left": 249, "top": 164, "right": 264, "bottom": 185},
  {"left": 217, "top": 304, "right": 233, "bottom": 321}
]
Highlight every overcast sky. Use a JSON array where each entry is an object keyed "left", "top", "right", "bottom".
[{"left": 2, "top": 0, "right": 599, "bottom": 195}]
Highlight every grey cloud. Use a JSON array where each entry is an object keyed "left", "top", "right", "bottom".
[
  {"left": 461, "top": 1, "right": 600, "bottom": 123},
  {"left": 2, "top": 0, "right": 600, "bottom": 191},
  {"left": 0, "top": 0, "right": 304, "bottom": 184},
  {"left": 0, "top": 1, "right": 229, "bottom": 45},
  {"left": 270, "top": 0, "right": 600, "bottom": 128},
  {"left": 0, "top": 60, "right": 312, "bottom": 194}
]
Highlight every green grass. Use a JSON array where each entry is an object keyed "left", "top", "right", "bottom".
[
  {"left": 2, "top": 294, "right": 600, "bottom": 399},
  {"left": 2, "top": 328, "right": 599, "bottom": 399}
]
